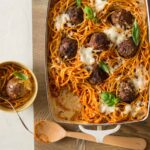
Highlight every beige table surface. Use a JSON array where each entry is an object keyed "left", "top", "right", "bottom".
[{"left": 33, "top": 0, "right": 150, "bottom": 150}]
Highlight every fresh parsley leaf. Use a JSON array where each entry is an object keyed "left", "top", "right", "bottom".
[
  {"left": 14, "top": 72, "right": 28, "bottom": 80},
  {"left": 114, "top": 97, "right": 120, "bottom": 104},
  {"left": 84, "top": 6, "right": 98, "bottom": 23},
  {"left": 107, "top": 99, "right": 115, "bottom": 106},
  {"left": 99, "top": 61, "right": 110, "bottom": 74},
  {"left": 84, "top": 6, "right": 93, "bottom": 19},
  {"left": 101, "top": 92, "right": 110, "bottom": 101},
  {"left": 132, "top": 20, "right": 140, "bottom": 46},
  {"left": 76, "top": 0, "right": 81, "bottom": 7},
  {"left": 100, "top": 92, "right": 120, "bottom": 106}
]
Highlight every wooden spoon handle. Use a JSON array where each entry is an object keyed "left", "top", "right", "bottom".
[
  {"left": 66, "top": 131, "right": 96, "bottom": 142},
  {"left": 66, "top": 132, "right": 146, "bottom": 150},
  {"left": 104, "top": 135, "right": 147, "bottom": 150}
]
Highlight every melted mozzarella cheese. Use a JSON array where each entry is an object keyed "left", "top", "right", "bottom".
[
  {"left": 79, "top": 47, "right": 95, "bottom": 65},
  {"left": 100, "top": 103, "right": 115, "bottom": 114},
  {"left": 104, "top": 26, "right": 126, "bottom": 45},
  {"left": 104, "top": 26, "right": 118, "bottom": 43},
  {"left": 55, "top": 13, "right": 70, "bottom": 31},
  {"left": 133, "top": 77, "right": 145, "bottom": 91},
  {"left": 116, "top": 33, "right": 126, "bottom": 45},
  {"left": 132, "top": 67, "right": 146, "bottom": 91},
  {"left": 124, "top": 104, "right": 132, "bottom": 114},
  {"left": 95, "top": 0, "right": 107, "bottom": 12}
]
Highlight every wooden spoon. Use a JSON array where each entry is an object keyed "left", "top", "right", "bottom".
[{"left": 34, "top": 120, "right": 146, "bottom": 150}]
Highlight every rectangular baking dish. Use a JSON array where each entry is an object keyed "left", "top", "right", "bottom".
[{"left": 45, "top": 0, "right": 150, "bottom": 126}]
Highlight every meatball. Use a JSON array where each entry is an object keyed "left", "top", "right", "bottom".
[
  {"left": 59, "top": 37, "right": 78, "bottom": 60},
  {"left": 67, "top": 6, "right": 84, "bottom": 25},
  {"left": 88, "top": 64, "right": 109, "bottom": 85},
  {"left": 118, "top": 80, "right": 137, "bottom": 103},
  {"left": 117, "top": 38, "right": 138, "bottom": 58},
  {"left": 110, "top": 9, "right": 134, "bottom": 28},
  {"left": 88, "top": 32, "right": 110, "bottom": 51},
  {"left": 6, "top": 77, "right": 30, "bottom": 99}
]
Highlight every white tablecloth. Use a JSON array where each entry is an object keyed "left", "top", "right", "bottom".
[{"left": 0, "top": 0, "right": 34, "bottom": 150}]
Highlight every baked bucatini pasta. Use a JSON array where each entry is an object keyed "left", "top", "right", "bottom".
[{"left": 47, "top": 0, "right": 150, "bottom": 124}]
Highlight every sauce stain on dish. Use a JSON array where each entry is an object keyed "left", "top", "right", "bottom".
[{"left": 53, "top": 88, "right": 82, "bottom": 121}]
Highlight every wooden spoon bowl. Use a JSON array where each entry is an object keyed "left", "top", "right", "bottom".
[{"left": 35, "top": 120, "right": 66, "bottom": 143}]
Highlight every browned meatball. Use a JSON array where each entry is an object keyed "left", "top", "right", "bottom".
[
  {"left": 88, "top": 64, "right": 109, "bottom": 85},
  {"left": 6, "top": 77, "right": 30, "bottom": 99},
  {"left": 117, "top": 38, "right": 138, "bottom": 58},
  {"left": 67, "top": 6, "right": 84, "bottom": 25},
  {"left": 59, "top": 37, "right": 78, "bottom": 60},
  {"left": 88, "top": 32, "right": 110, "bottom": 51},
  {"left": 110, "top": 9, "right": 134, "bottom": 29},
  {"left": 118, "top": 80, "right": 137, "bottom": 103}
]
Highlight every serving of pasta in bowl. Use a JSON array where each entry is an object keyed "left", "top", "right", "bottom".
[{"left": 0, "top": 61, "right": 38, "bottom": 112}]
